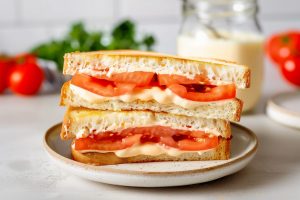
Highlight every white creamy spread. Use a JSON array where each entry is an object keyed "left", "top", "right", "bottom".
[
  {"left": 74, "top": 143, "right": 212, "bottom": 157},
  {"left": 70, "top": 84, "right": 231, "bottom": 109}
]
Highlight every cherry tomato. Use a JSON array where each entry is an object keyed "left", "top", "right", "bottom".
[
  {"left": 266, "top": 31, "right": 300, "bottom": 64},
  {"left": 280, "top": 57, "right": 300, "bottom": 87},
  {"left": 14, "top": 53, "right": 37, "bottom": 64},
  {"left": 0, "top": 58, "right": 16, "bottom": 94},
  {"left": 9, "top": 62, "right": 44, "bottom": 95}
]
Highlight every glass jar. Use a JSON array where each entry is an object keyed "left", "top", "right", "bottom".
[{"left": 177, "top": 0, "right": 264, "bottom": 113}]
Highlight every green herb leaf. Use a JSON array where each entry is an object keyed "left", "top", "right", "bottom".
[{"left": 30, "top": 20, "right": 156, "bottom": 71}]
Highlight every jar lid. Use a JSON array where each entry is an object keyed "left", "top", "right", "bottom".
[{"left": 266, "top": 91, "right": 300, "bottom": 129}]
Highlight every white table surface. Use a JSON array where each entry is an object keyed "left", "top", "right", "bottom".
[{"left": 1, "top": 85, "right": 300, "bottom": 199}]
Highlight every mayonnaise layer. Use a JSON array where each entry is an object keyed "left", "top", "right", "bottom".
[
  {"left": 76, "top": 143, "right": 212, "bottom": 157},
  {"left": 70, "top": 84, "right": 231, "bottom": 109}
]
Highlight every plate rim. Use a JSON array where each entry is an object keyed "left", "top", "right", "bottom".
[
  {"left": 43, "top": 122, "right": 258, "bottom": 176},
  {"left": 267, "top": 91, "right": 300, "bottom": 118}
]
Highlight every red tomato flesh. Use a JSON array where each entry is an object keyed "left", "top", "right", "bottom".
[
  {"left": 75, "top": 134, "right": 142, "bottom": 151},
  {"left": 71, "top": 73, "right": 136, "bottom": 97},
  {"left": 167, "top": 84, "right": 236, "bottom": 102},
  {"left": 95, "top": 72, "right": 155, "bottom": 87},
  {"left": 71, "top": 72, "right": 236, "bottom": 101},
  {"left": 158, "top": 74, "right": 210, "bottom": 85},
  {"left": 74, "top": 126, "right": 219, "bottom": 151}
]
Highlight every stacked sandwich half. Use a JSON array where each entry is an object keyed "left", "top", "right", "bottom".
[{"left": 60, "top": 50, "right": 250, "bottom": 165}]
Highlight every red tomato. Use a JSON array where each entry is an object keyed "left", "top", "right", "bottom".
[
  {"left": 71, "top": 74, "right": 137, "bottom": 97},
  {"left": 0, "top": 59, "right": 13, "bottom": 93},
  {"left": 96, "top": 72, "right": 155, "bottom": 87},
  {"left": 159, "top": 136, "right": 178, "bottom": 148},
  {"left": 280, "top": 57, "right": 300, "bottom": 87},
  {"left": 167, "top": 84, "right": 236, "bottom": 102},
  {"left": 189, "top": 131, "right": 207, "bottom": 138},
  {"left": 75, "top": 134, "right": 142, "bottom": 151},
  {"left": 74, "top": 126, "right": 219, "bottom": 151},
  {"left": 9, "top": 62, "right": 44, "bottom": 95},
  {"left": 266, "top": 31, "right": 300, "bottom": 64},
  {"left": 14, "top": 53, "right": 37, "bottom": 64},
  {"left": 158, "top": 74, "right": 209, "bottom": 85},
  {"left": 177, "top": 137, "right": 219, "bottom": 151}
]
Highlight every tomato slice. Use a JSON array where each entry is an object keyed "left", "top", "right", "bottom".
[
  {"left": 158, "top": 74, "right": 209, "bottom": 85},
  {"left": 167, "top": 84, "right": 236, "bottom": 102},
  {"left": 95, "top": 72, "right": 155, "bottom": 87},
  {"left": 75, "top": 134, "right": 142, "bottom": 151},
  {"left": 71, "top": 72, "right": 235, "bottom": 101},
  {"left": 74, "top": 126, "right": 219, "bottom": 152},
  {"left": 160, "top": 136, "right": 178, "bottom": 148},
  {"left": 71, "top": 74, "right": 136, "bottom": 97},
  {"left": 178, "top": 137, "right": 219, "bottom": 151}
]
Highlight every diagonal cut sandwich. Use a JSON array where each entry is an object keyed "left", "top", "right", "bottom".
[{"left": 60, "top": 50, "right": 250, "bottom": 165}]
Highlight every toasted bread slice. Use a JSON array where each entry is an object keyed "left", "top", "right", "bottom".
[
  {"left": 63, "top": 50, "right": 250, "bottom": 88},
  {"left": 71, "top": 138, "right": 230, "bottom": 165},
  {"left": 61, "top": 107, "right": 231, "bottom": 140},
  {"left": 61, "top": 81, "right": 243, "bottom": 121}
]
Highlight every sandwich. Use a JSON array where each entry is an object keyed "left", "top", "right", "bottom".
[{"left": 60, "top": 50, "right": 250, "bottom": 165}]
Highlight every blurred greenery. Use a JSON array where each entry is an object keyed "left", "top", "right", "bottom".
[{"left": 31, "top": 20, "right": 156, "bottom": 71}]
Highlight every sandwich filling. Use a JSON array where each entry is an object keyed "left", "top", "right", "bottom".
[
  {"left": 69, "top": 84, "right": 234, "bottom": 109},
  {"left": 74, "top": 126, "right": 222, "bottom": 157},
  {"left": 70, "top": 72, "right": 236, "bottom": 106}
]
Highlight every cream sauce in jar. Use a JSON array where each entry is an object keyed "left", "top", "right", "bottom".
[{"left": 177, "top": 31, "right": 264, "bottom": 112}]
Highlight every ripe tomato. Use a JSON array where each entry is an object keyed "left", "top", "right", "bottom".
[
  {"left": 0, "top": 59, "right": 13, "bottom": 93},
  {"left": 74, "top": 126, "right": 219, "bottom": 151},
  {"left": 159, "top": 136, "right": 178, "bottom": 148},
  {"left": 14, "top": 53, "right": 37, "bottom": 64},
  {"left": 75, "top": 134, "right": 142, "bottom": 151},
  {"left": 96, "top": 72, "right": 155, "bottom": 87},
  {"left": 9, "top": 62, "right": 44, "bottom": 95},
  {"left": 158, "top": 74, "right": 209, "bottom": 85},
  {"left": 177, "top": 137, "right": 219, "bottom": 151},
  {"left": 71, "top": 73, "right": 136, "bottom": 97},
  {"left": 266, "top": 31, "right": 300, "bottom": 64},
  {"left": 167, "top": 84, "right": 236, "bottom": 102},
  {"left": 280, "top": 57, "right": 300, "bottom": 87}
]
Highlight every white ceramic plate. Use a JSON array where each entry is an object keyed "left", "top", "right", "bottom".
[
  {"left": 44, "top": 123, "right": 257, "bottom": 187},
  {"left": 266, "top": 91, "right": 300, "bottom": 129}
]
